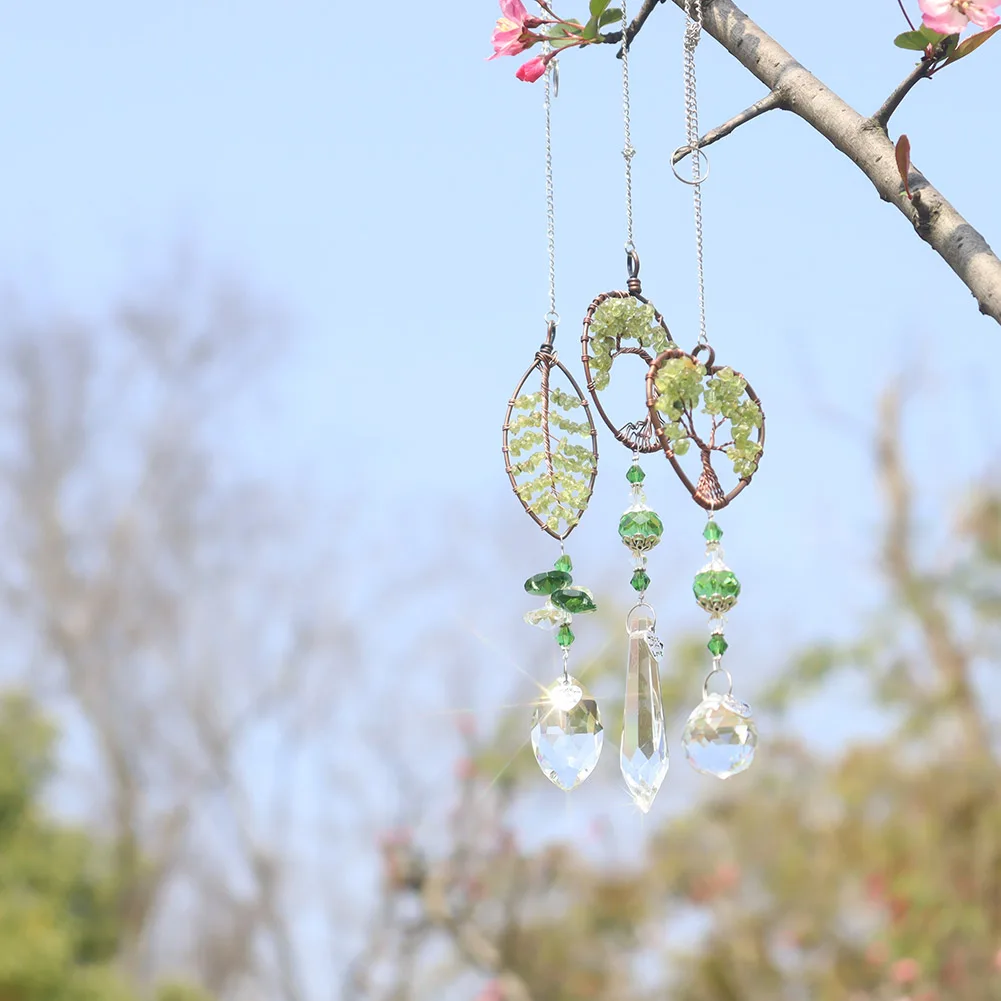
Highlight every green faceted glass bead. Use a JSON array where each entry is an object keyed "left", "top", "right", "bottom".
[
  {"left": 554, "top": 554, "right": 573, "bottom": 573},
  {"left": 626, "top": 464, "right": 646, "bottom": 484},
  {"left": 524, "top": 570, "right": 572, "bottom": 596},
  {"left": 703, "top": 520, "right": 724, "bottom": 543},
  {"left": 630, "top": 569, "right": 651, "bottom": 592},
  {"left": 693, "top": 570, "right": 741, "bottom": 613},
  {"left": 551, "top": 588, "right": 597, "bottom": 614},
  {"left": 557, "top": 624, "right": 575, "bottom": 648},
  {"left": 618, "top": 510, "right": 664, "bottom": 552},
  {"left": 708, "top": 633, "right": 728, "bottom": 656}
]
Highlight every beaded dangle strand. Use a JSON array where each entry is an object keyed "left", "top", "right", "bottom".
[
  {"left": 577, "top": 0, "right": 672, "bottom": 813},
  {"left": 502, "top": 47, "right": 603, "bottom": 792},
  {"left": 644, "top": 0, "right": 765, "bottom": 780}
]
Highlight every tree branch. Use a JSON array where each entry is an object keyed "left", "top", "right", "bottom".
[
  {"left": 602, "top": 0, "right": 662, "bottom": 52},
  {"left": 873, "top": 59, "right": 934, "bottom": 128},
  {"left": 670, "top": 90, "right": 786, "bottom": 164},
  {"left": 613, "top": 0, "right": 1001, "bottom": 323}
]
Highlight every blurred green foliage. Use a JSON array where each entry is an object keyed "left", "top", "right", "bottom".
[
  {"left": 0, "top": 693, "right": 213, "bottom": 1001},
  {"left": 388, "top": 466, "right": 1001, "bottom": 1001}
]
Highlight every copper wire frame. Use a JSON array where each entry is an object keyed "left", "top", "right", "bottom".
[
  {"left": 580, "top": 252, "right": 675, "bottom": 454},
  {"left": 502, "top": 325, "right": 600, "bottom": 542},
  {"left": 644, "top": 343, "right": 766, "bottom": 512}
]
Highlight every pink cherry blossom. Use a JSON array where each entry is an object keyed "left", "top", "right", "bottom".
[
  {"left": 489, "top": 0, "right": 536, "bottom": 60},
  {"left": 919, "top": 0, "right": 1001, "bottom": 34},
  {"left": 515, "top": 53, "right": 552, "bottom": 82}
]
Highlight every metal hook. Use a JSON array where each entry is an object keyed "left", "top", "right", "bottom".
[{"left": 552, "top": 59, "right": 560, "bottom": 99}]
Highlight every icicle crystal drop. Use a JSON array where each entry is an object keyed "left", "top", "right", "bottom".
[
  {"left": 619, "top": 611, "right": 669, "bottom": 812},
  {"left": 531, "top": 677, "right": 603, "bottom": 791},
  {"left": 681, "top": 694, "right": 758, "bottom": 780}
]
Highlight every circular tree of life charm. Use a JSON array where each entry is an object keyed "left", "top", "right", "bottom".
[{"left": 645, "top": 344, "right": 765, "bottom": 511}]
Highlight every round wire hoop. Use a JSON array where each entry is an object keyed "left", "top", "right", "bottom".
[
  {"left": 625, "top": 601, "right": 657, "bottom": 633},
  {"left": 703, "top": 665, "right": 734, "bottom": 699},
  {"left": 671, "top": 146, "right": 711, "bottom": 185}
]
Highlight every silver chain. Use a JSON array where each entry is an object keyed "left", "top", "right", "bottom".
[
  {"left": 621, "top": 0, "right": 636, "bottom": 252},
  {"left": 543, "top": 42, "right": 559, "bottom": 325},
  {"left": 683, "top": 0, "right": 708, "bottom": 345}
]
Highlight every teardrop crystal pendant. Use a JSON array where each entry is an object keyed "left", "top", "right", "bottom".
[
  {"left": 619, "top": 609, "right": 669, "bottom": 812},
  {"left": 681, "top": 693, "right": 758, "bottom": 780},
  {"left": 531, "top": 676, "right": 603, "bottom": 791}
]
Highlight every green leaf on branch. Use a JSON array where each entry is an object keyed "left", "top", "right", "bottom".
[
  {"left": 945, "top": 22, "right": 1001, "bottom": 63},
  {"left": 599, "top": 7, "right": 623, "bottom": 25},
  {"left": 894, "top": 30, "right": 929, "bottom": 50},
  {"left": 918, "top": 24, "right": 950, "bottom": 42},
  {"left": 589, "top": 0, "right": 612, "bottom": 16},
  {"left": 895, "top": 134, "right": 912, "bottom": 201},
  {"left": 582, "top": 17, "right": 599, "bottom": 39}
]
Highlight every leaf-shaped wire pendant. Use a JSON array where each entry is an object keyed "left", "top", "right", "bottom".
[
  {"left": 581, "top": 252, "right": 675, "bottom": 454},
  {"left": 645, "top": 344, "right": 766, "bottom": 511},
  {"left": 503, "top": 334, "right": 599, "bottom": 540}
]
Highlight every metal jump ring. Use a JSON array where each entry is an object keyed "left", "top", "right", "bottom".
[
  {"left": 671, "top": 146, "right": 711, "bottom": 185},
  {"left": 703, "top": 665, "right": 734, "bottom": 700},
  {"left": 544, "top": 310, "right": 561, "bottom": 326},
  {"left": 625, "top": 601, "right": 657, "bottom": 634}
]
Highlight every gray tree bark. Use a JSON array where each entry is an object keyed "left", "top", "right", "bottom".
[{"left": 613, "top": 0, "right": 1001, "bottom": 324}]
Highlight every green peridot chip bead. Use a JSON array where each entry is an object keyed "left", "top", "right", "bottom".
[
  {"left": 708, "top": 633, "right": 728, "bottom": 656},
  {"left": 554, "top": 554, "right": 573, "bottom": 573},
  {"left": 551, "top": 588, "right": 597, "bottom": 614},
  {"left": 630, "top": 569, "right": 651, "bottom": 592},
  {"left": 524, "top": 570, "right": 572, "bottom": 596},
  {"left": 626, "top": 464, "right": 645, "bottom": 484},
  {"left": 703, "top": 520, "right": 723, "bottom": 543},
  {"left": 557, "top": 624, "right": 575, "bottom": 648}
]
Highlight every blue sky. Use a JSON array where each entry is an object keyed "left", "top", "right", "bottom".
[{"left": 1, "top": 0, "right": 999, "bottom": 991}]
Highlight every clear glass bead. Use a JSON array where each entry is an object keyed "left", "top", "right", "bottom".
[
  {"left": 524, "top": 600, "right": 571, "bottom": 630},
  {"left": 531, "top": 676, "right": 603, "bottom": 791},
  {"left": 681, "top": 694, "right": 757, "bottom": 780}
]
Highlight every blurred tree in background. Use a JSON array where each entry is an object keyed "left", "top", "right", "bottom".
[
  {"left": 0, "top": 691, "right": 212, "bottom": 1001},
  {"left": 348, "top": 388, "right": 1001, "bottom": 1001},
  {"left": 0, "top": 265, "right": 998, "bottom": 1001}
]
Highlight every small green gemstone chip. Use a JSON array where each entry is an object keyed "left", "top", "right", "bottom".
[
  {"left": 703, "top": 520, "right": 724, "bottom": 543},
  {"left": 551, "top": 588, "right": 597, "bottom": 614},
  {"left": 554, "top": 553, "right": 573, "bottom": 573},
  {"left": 708, "top": 633, "right": 728, "bottom": 656},
  {"left": 524, "top": 570, "right": 572, "bottom": 596},
  {"left": 630, "top": 569, "right": 651, "bottom": 593},
  {"left": 618, "top": 509, "right": 664, "bottom": 553},
  {"left": 557, "top": 624, "right": 575, "bottom": 648},
  {"left": 693, "top": 570, "right": 741, "bottom": 613},
  {"left": 626, "top": 464, "right": 646, "bottom": 484}
]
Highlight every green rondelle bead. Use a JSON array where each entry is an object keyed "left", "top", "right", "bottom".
[
  {"left": 630, "top": 569, "right": 651, "bottom": 593},
  {"left": 626, "top": 464, "right": 646, "bottom": 484},
  {"left": 693, "top": 570, "right": 741, "bottom": 613},
  {"left": 556, "top": 624, "right": 575, "bottom": 648},
  {"left": 554, "top": 554, "right": 573, "bottom": 573},
  {"left": 524, "top": 570, "right": 572, "bottom": 596},
  {"left": 618, "top": 510, "right": 664, "bottom": 552},
  {"left": 708, "top": 633, "right": 728, "bottom": 656},
  {"left": 551, "top": 588, "right": 597, "bottom": 614},
  {"left": 703, "top": 520, "right": 724, "bottom": 543}
]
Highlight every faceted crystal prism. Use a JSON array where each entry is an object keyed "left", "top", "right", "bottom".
[
  {"left": 681, "top": 694, "right": 758, "bottom": 780},
  {"left": 619, "top": 613, "right": 669, "bottom": 812},
  {"left": 531, "top": 677, "right": 603, "bottom": 791}
]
